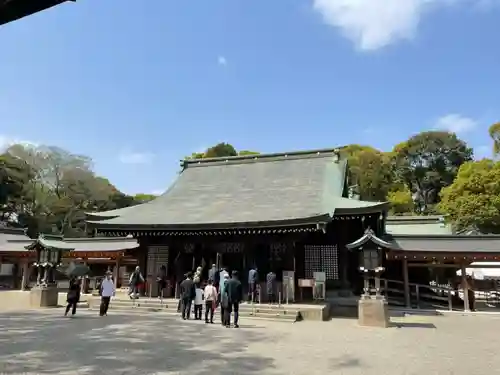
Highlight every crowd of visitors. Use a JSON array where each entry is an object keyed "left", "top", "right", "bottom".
[
  {"left": 178, "top": 265, "right": 243, "bottom": 328},
  {"left": 63, "top": 262, "right": 279, "bottom": 326}
]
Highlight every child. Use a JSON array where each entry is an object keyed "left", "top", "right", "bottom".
[{"left": 194, "top": 283, "right": 204, "bottom": 320}]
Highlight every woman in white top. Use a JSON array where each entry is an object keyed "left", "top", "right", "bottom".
[
  {"left": 194, "top": 284, "right": 204, "bottom": 320},
  {"left": 204, "top": 279, "right": 217, "bottom": 323}
]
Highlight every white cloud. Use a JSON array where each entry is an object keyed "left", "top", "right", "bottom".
[
  {"left": 119, "top": 151, "right": 154, "bottom": 164},
  {"left": 311, "top": 0, "right": 486, "bottom": 50},
  {"left": 435, "top": 113, "right": 477, "bottom": 133},
  {"left": 151, "top": 189, "right": 164, "bottom": 196},
  {"left": 217, "top": 56, "right": 227, "bottom": 66}
]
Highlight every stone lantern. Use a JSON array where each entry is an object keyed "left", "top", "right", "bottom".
[
  {"left": 26, "top": 234, "right": 74, "bottom": 307},
  {"left": 347, "top": 228, "right": 390, "bottom": 328}
]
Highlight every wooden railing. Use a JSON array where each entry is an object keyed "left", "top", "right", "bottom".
[{"left": 377, "top": 278, "right": 455, "bottom": 310}]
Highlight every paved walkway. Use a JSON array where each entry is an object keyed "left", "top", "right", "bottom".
[{"left": 0, "top": 309, "right": 499, "bottom": 374}]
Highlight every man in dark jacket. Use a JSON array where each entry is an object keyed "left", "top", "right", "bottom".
[
  {"left": 224, "top": 270, "right": 243, "bottom": 328},
  {"left": 266, "top": 270, "right": 277, "bottom": 304},
  {"left": 179, "top": 272, "right": 196, "bottom": 320},
  {"left": 208, "top": 264, "right": 219, "bottom": 288},
  {"left": 247, "top": 267, "right": 258, "bottom": 303}
]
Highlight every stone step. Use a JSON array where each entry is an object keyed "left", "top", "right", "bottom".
[
  {"left": 88, "top": 305, "right": 297, "bottom": 321},
  {"left": 87, "top": 298, "right": 298, "bottom": 322}
]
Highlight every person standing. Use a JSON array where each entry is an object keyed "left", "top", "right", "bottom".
[
  {"left": 65, "top": 277, "right": 81, "bottom": 317},
  {"left": 247, "top": 266, "right": 258, "bottom": 303},
  {"left": 224, "top": 270, "right": 243, "bottom": 328},
  {"left": 194, "top": 283, "right": 204, "bottom": 320},
  {"left": 179, "top": 272, "right": 195, "bottom": 320},
  {"left": 208, "top": 264, "right": 218, "bottom": 288},
  {"left": 266, "top": 270, "right": 277, "bottom": 304},
  {"left": 204, "top": 279, "right": 217, "bottom": 324},
  {"left": 219, "top": 273, "right": 230, "bottom": 326},
  {"left": 128, "top": 266, "right": 144, "bottom": 299},
  {"left": 157, "top": 265, "right": 167, "bottom": 299},
  {"left": 100, "top": 271, "right": 115, "bottom": 316}
]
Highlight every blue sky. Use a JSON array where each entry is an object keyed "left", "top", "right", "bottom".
[{"left": 0, "top": 0, "right": 498, "bottom": 195}]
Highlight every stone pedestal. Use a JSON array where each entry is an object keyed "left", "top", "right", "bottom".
[
  {"left": 30, "top": 286, "right": 59, "bottom": 308},
  {"left": 358, "top": 296, "right": 389, "bottom": 328}
]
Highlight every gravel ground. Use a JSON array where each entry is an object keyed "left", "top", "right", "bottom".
[{"left": 0, "top": 309, "right": 499, "bottom": 374}]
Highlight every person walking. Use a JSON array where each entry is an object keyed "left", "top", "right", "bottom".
[
  {"left": 179, "top": 272, "right": 195, "bottom": 320},
  {"left": 247, "top": 266, "right": 258, "bottom": 303},
  {"left": 224, "top": 270, "right": 243, "bottom": 328},
  {"left": 100, "top": 271, "right": 115, "bottom": 316},
  {"left": 128, "top": 266, "right": 144, "bottom": 299},
  {"left": 65, "top": 277, "right": 81, "bottom": 317},
  {"left": 219, "top": 273, "right": 230, "bottom": 326},
  {"left": 204, "top": 279, "right": 217, "bottom": 324}
]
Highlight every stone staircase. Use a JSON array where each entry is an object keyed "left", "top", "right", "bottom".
[{"left": 86, "top": 297, "right": 327, "bottom": 323}]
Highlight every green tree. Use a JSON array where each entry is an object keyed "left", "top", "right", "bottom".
[
  {"left": 0, "top": 153, "right": 34, "bottom": 221},
  {"left": 488, "top": 122, "right": 500, "bottom": 156},
  {"left": 186, "top": 143, "right": 258, "bottom": 160},
  {"left": 387, "top": 188, "right": 414, "bottom": 215},
  {"left": 393, "top": 131, "right": 473, "bottom": 214},
  {"left": 204, "top": 142, "right": 237, "bottom": 158},
  {"left": 133, "top": 193, "right": 157, "bottom": 203},
  {"left": 238, "top": 150, "right": 260, "bottom": 156},
  {"left": 340, "top": 145, "right": 393, "bottom": 202},
  {"left": 439, "top": 159, "right": 500, "bottom": 233},
  {"left": 6, "top": 144, "right": 120, "bottom": 236}
]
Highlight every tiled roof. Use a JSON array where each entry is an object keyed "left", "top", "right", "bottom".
[
  {"left": 386, "top": 215, "right": 453, "bottom": 235},
  {"left": 0, "top": 235, "right": 139, "bottom": 253},
  {"left": 88, "top": 149, "right": 388, "bottom": 230}
]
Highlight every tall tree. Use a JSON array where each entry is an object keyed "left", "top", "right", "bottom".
[
  {"left": 340, "top": 145, "right": 393, "bottom": 202},
  {"left": 0, "top": 153, "right": 34, "bottom": 221},
  {"left": 439, "top": 159, "right": 500, "bottom": 233},
  {"left": 393, "top": 131, "right": 473, "bottom": 214},
  {"left": 6, "top": 144, "right": 117, "bottom": 236}
]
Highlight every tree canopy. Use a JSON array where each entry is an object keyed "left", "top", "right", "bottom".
[
  {"left": 1, "top": 126, "right": 497, "bottom": 235},
  {"left": 439, "top": 159, "right": 500, "bottom": 233}
]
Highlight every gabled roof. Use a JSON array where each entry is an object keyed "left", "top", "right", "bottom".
[
  {"left": 87, "top": 149, "right": 388, "bottom": 230},
  {"left": 0, "top": 226, "right": 30, "bottom": 246},
  {"left": 387, "top": 234, "right": 500, "bottom": 253},
  {"left": 0, "top": 235, "right": 139, "bottom": 253},
  {"left": 347, "top": 229, "right": 500, "bottom": 260},
  {"left": 26, "top": 234, "right": 75, "bottom": 251},
  {"left": 0, "top": 0, "right": 72, "bottom": 26},
  {"left": 385, "top": 215, "right": 453, "bottom": 235}
]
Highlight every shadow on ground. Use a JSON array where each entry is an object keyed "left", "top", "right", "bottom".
[
  {"left": 0, "top": 310, "right": 278, "bottom": 374},
  {"left": 393, "top": 322, "right": 436, "bottom": 329}
]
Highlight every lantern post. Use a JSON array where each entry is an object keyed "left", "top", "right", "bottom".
[
  {"left": 346, "top": 228, "right": 390, "bottom": 328},
  {"left": 26, "top": 234, "right": 73, "bottom": 308}
]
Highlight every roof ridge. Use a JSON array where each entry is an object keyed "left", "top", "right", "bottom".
[{"left": 181, "top": 148, "right": 341, "bottom": 168}]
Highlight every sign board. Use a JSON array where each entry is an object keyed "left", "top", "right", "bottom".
[
  {"left": 313, "top": 271, "right": 326, "bottom": 283},
  {"left": 282, "top": 270, "right": 295, "bottom": 302},
  {"left": 298, "top": 278, "right": 314, "bottom": 288}
]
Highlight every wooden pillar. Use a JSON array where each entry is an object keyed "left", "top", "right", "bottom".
[
  {"left": 20, "top": 261, "right": 29, "bottom": 291},
  {"left": 114, "top": 257, "right": 121, "bottom": 287},
  {"left": 403, "top": 259, "right": 411, "bottom": 308},
  {"left": 461, "top": 264, "right": 470, "bottom": 312},
  {"left": 82, "top": 259, "right": 88, "bottom": 293}
]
